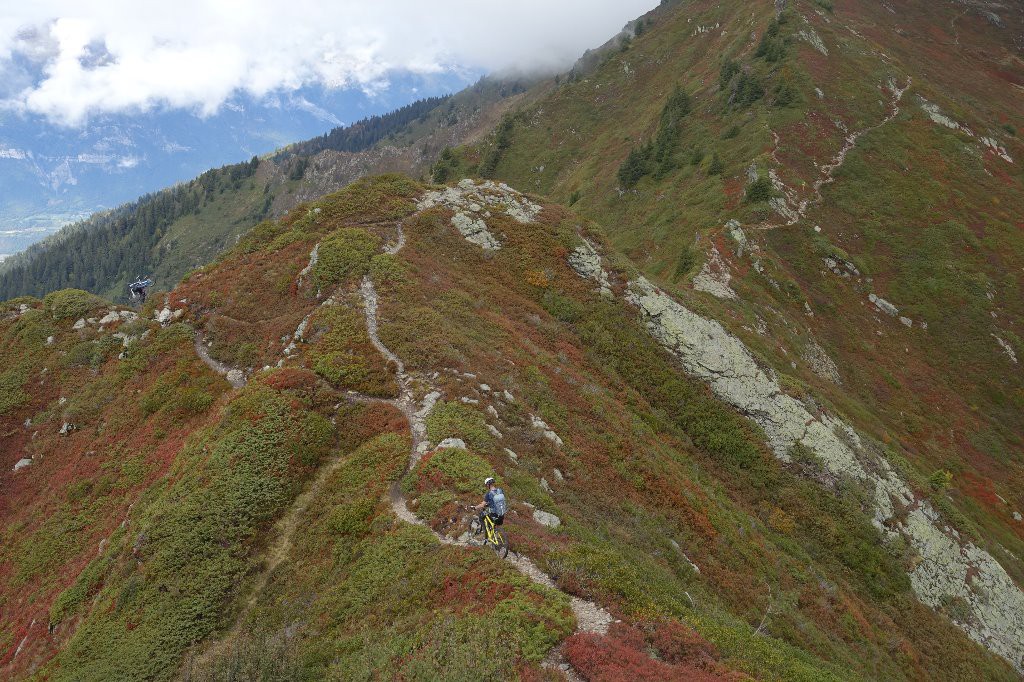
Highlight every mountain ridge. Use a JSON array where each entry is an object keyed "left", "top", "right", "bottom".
[{"left": 1, "top": 0, "right": 1023, "bottom": 679}]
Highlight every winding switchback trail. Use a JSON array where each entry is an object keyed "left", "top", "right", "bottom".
[
  {"left": 356, "top": 223, "right": 615, "bottom": 658},
  {"left": 761, "top": 77, "right": 912, "bottom": 230}
]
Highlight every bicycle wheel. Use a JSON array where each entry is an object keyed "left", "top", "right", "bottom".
[{"left": 492, "top": 529, "right": 509, "bottom": 559}]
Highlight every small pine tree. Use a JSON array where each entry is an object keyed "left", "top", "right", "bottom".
[
  {"left": 719, "top": 60, "right": 740, "bottom": 90},
  {"left": 708, "top": 154, "right": 725, "bottom": 176},
  {"left": 618, "top": 146, "right": 652, "bottom": 188},
  {"left": 746, "top": 176, "right": 774, "bottom": 203}
]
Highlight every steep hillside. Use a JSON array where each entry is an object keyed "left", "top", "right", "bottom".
[
  {"left": 0, "top": 78, "right": 528, "bottom": 303},
  {"left": 2, "top": 0, "right": 1024, "bottom": 679},
  {"left": 457, "top": 0, "right": 1024, "bottom": 464},
  {"left": 2, "top": 176, "right": 1021, "bottom": 680},
  {"left": 440, "top": 0, "right": 1024, "bottom": 658}
]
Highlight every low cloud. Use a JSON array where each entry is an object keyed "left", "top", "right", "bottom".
[{"left": 0, "top": 0, "right": 655, "bottom": 126}]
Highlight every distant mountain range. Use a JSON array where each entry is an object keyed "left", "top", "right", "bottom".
[{"left": 0, "top": 73, "right": 473, "bottom": 258}]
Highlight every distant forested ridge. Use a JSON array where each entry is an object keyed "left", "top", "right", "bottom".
[
  {"left": 0, "top": 158, "right": 262, "bottom": 302},
  {"left": 0, "top": 94, "right": 456, "bottom": 303},
  {"left": 280, "top": 95, "right": 451, "bottom": 159}
]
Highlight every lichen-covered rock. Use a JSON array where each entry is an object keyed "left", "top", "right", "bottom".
[
  {"left": 803, "top": 340, "right": 842, "bottom": 384},
  {"left": 568, "top": 239, "right": 613, "bottom": 297},
  {"left": 13, "top": 458, "right": 32, "bottom": 471},
  {"left": 98, "top": 311, "right": 121, "bottom": 326},
  {"left": 417, "top": 179, "right": 543, "bottom": 251},
  {"left": 918, "top": 96, "right": 973, "bottom": 136},
  {"left": 436, "top": 437, "right": 468, "bottom": 451},
  {"left": 980, "top": 136, "right": 1013, "bottom": 163},
  {"left": 533, "top": 510, "right": 561, "bottom": 528},
  {"left": 530, "top": 414, "right": 564, "bottom": 447},
  {"left": 869, "top": 293, "right": 900, "bottom": 317},
  {"left": 225, "top": 369, "right": 246, "bottom": 388},
  {"left": 726, "top": 219, "right": 747, "bottom": 257},
  {"left": 624, "top": 276, "right": 1024, "bottom": 670},
  {"left": 451, "top": 212, "right": 501, "bottom": 250},
  {"left": 692, "top": 243, "right": 736, "bottom": 300},
  {"left": 993, "top": 334, "right": 1018, "bottom": 364}
]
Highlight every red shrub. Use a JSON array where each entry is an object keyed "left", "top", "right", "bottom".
[
  {"left": 563, "top": 632, "right": 729, "bottom": 682},
  {"left": 645, "top": 619, "right": 718, "bottom": 665}
]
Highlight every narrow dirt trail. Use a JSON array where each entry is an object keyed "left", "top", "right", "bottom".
[
  {"left": 356, "top": 223, "right": 615, "bottom": 646},
  {"left": 352, "top": 225, "right": 612, "bottom": 677},
  {"left": 193, "top": 331, "right": 246, "bottom": 388},
  {"left": 759, "top": 76, "right": 912, "bottom": 230},
  {"left": 186, "top": 218, "right": 611, "bottom": 678},
  {"left": 183, "top": 449, "right": 352, "bottom": 676}
]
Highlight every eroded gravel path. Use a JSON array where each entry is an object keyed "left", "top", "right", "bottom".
[{"left": 193, "top": 331, "right": 246, "bottom": 388}]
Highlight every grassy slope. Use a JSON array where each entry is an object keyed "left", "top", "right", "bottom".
[{"left": 447, "top": 0, "right": 1024, "bottom": 592}]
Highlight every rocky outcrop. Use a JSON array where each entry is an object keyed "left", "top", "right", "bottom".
[
  {"left": 533, "top": 510, "right": 562, "bottom": 528},
  {"left": 568, "top": 240, "right": 613, "bottom": 297},
  {"left": 692, "top": 243, "right": 737, "bottom": 300},
  {"left": 417, "top": 179, "right": 543, "bottom": 251},
  {"left": 918, "top": 96, "right": 972, "bottom": 134},
  {"left": 529, "top": 415, "right": 564, "bottom": 447},
  {"left": 803, "top": 340, "right": 842, "bottom": 384},
  {"left": 993, "top": 335, "right": 1018, "bottom": 364},
  {"left": 619, "top": 276, "right": 1024, "bottom": 672},
  {"left": 868, "top": 293, "right": 900, "bottom": 318}
]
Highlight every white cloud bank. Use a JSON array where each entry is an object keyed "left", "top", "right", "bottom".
[{"left": 0, "top": 0, "right": 656, "bottom": 126}]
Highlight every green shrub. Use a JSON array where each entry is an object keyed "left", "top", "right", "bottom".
[
  {"left": 928, "top": 469, "right": 954, "bottom": 492},
  {"left": 708, "top": 153, "right": 725, "bottom": 176},
  {"left": 0, "top": 366, "right": 29, "bottom": 416},
  {"left": 774, "top": 80, "right": 800, "bottom": 108},
  {"left": 417, "top": 446, "right": 496, "bottom": 495},
  {"left": 618, "top": 145, "right": 651, "bottom": 189},
  {"left": 674, "top": 245, "right": 697, "bottom": 279},
  {"left": 719, "top": 60, "right": 740, "bottom": 90},
  {"left": 369, "top": 253, "right": 408, "bottom": 285},
  {"left": 425, "top": 401, "right": 494, "bottom": 452},
  {"left": 313, "top": 228, "right": 382, "bottom": 288},
  {"left": 735, "top": 73, "right": 765, "bottom": 106},
  {"left": 44, "top": 289, "right": 103, "bottom": 321},
  {"left": 746, "top": 177, "right": 775, "bottom": 203},
  {"left": 756, "top": 19, "right": 786, "bottom": 62}
]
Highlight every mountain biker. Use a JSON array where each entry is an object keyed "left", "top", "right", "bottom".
[
  {"left": 474, "top": 476, "right": 507, "bottom": 534},
  {"left": 128, "top": 276, "right": 153, "bottom": 304}
]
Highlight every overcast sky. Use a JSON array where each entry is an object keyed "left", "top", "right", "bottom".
[{"left": 0, "top": 1, "right": 656, "bottom": 126}]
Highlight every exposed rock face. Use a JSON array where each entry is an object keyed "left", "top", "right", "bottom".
[
  {"left": 436, "top": 437, "right": 468, "bottom": 451},
  {"left": 803, "top": 340, "right": 842, "bottom": 384},
  {"left": 533, "top": 510, "right": 562, "bottom": 528},
  {"left": 13, "top": 458, "right": 32, "bottom": 471},
  {"left": 799, "top": 27, "right": 828, "bottom": 55},
  {"left": 824, "top": 256, "right": 860, "bottom": 278},
  {"left": 869, "top": 293, "right": 900, "bottom": 318},
  {"left": 529, "top": 415, "right": 564, "bottom": 447},
  {"left": 993, "top": 335, "right": 1018, "bottom": 364},
  {"left": 980, "top": 136, "right": 1014, "bottom": 163},
  {"left": 726, "top": 219, "right": 747, "bottom": 257},
  {"left": 417, "top": 179, "right": 542, "bottom": 251},
  {"left": 692, "top": 243, "right": 737, "bottom": 300},
  {"left": 620, "top": 276, "right": 1024, "bottom": 671},
  {"left": 918, "top": 97, "right": 973, "bottom": 135},
  {"left": 568, "top": 240, "right": 613, "bottom": 297}
]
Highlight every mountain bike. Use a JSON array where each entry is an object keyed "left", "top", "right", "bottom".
[{"left": 469, "top": 512, "right": 509, "bottom": 558}]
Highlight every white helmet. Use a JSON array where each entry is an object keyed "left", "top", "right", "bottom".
[{"left": 484, "top": 477, "right": 495, "bottom": 486}]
